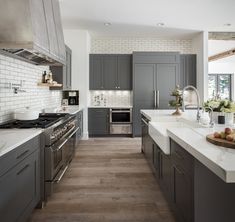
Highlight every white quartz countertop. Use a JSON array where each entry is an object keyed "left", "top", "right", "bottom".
[
  {"left": 141, "top": 109, "right": 235, "bottom": 183},
  {"left": 56, "top": 105, "right": 83, "bottom": 115},
  {"left": 0, "top": 129, "right": 42, "bottom": 157},
  {"left": 44, "top": 105, "right": 83, "bottom": 115}
]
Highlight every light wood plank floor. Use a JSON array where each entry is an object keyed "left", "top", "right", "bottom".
[{"left": 29, "top": 138, "right": 176, "bottom": 222}]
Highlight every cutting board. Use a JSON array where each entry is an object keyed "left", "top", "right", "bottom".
[{"left": 206, "top": 134, "right": 235, "bottom": 149}]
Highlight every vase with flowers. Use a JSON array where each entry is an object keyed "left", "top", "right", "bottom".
[{"left": 203, "top": 99, "right": 235, "bottom": 124}]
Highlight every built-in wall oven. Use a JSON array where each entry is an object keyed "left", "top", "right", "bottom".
[{"left": 110, "top": 108, "right": 132, "bottom": 135}]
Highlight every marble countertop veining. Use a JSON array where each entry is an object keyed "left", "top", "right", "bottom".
[
  {"left": 0, "top": 129, "right": 42, "bottom": 157},
  {"left": 141, "top": 109, "right": 235, "bottom": 183}
]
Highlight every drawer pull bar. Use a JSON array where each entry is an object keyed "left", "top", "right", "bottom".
[
  {"left": 17, "top": 150, "right": 29, "bottom": 159},
  {"left": 17, "top": 164, "right": 29, "bottom": 175}
]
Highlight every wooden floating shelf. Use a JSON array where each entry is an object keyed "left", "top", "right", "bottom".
[{"left": 37, "top": 83, "right": 63, "bottom": 87}]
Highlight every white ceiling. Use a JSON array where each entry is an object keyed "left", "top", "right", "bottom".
[{"left": 59, "top": 0, "right": 235, "bottom": 39}]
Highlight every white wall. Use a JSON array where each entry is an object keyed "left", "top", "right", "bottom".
[
  {"left": 192, "top": 31, "right": 209, "bottom": 101},
  {"left": 209, "top": 62, "right": 235, "bottom": 74},
  {"left": 63, "top": 29, "right": 90, "bottom": 140}
]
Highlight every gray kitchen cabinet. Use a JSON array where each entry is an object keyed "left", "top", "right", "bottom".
[
  {"left": 143, "top": 126, "right": 235, "bottom": 222},
  {"left": 144, "top": 134, "right": 154, "bottom": 169},
  {"left": 50, "top": 45, "right": 72, "bottom": 90},
  {"left": 89, "top": 54, "right": 132, "bottom": 90},
  {"left": 171, "top": 139, "right": 194, "bottom": 222},
  {"left": 88, "top": 108, "right": 109, "bottom": 136},
  {"left": 133, "top": 54, "right": 180, "bottom": 136},
  {"left": 89, "top": 55, "right": 104, "bottom": 90},
  {"left": 141, "top": 115, "right": 150, "bottom": 153},
  {"left": 117, "top": 55, "right": 132, "bottom": 90},
  {"left": 133, "top": 64, "right": 155, "bottom": 136},
  {"left": 153, "top": 143, "right": 161, "bottom": 178},
  {"left": 0, "top": 136, "right": 40, "bottom": 222},
  {"left": 159, "top": 151, "right": 173, "bottom": 201},
  {"left": 103, "top": 55, "right": 118, "bottom": 90},
  {"left": 180, "top": 54, "right": 196, "bottom": 88},
  {"left": 51, "top": 0, "right": 66, "bottom": 62},
  {"left": 156, "top": 63, "right": 180, "bottom": 109}
]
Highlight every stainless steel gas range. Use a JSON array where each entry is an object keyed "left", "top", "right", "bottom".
[{"left": 0, "top": 113, "right": 79, "bottom": 203}]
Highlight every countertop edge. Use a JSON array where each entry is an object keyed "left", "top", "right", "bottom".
[
  {"left": 0, "top": 130, "right": 42, "bottom": 158},
  {"left": 167, "top": 130, "right": 228, "bottom": 182}
]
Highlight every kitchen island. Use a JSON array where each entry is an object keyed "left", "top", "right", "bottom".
[{"left": 141, "top": 109, "right": 235, "bottom": 222}]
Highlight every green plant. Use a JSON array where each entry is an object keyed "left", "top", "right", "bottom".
[{"left": 203, "top": 99, "right": 235, "bottom": 113}]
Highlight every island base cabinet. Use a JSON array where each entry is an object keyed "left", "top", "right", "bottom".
[
  {"left": 194, "top": 160, "right": 235, "bottom": 222},
  {"left": 173, "top": 165, "right": 193, "bottom": 222},
  {"left": 0, "top": 150, "right": 40, "bottom": 222},
  {"left": 159, "top": 152, "right": 173, "bottom": 201}
]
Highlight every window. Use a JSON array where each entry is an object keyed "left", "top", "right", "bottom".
[{"left": 208, "top": 74, "right": 232, "bottom": 100}]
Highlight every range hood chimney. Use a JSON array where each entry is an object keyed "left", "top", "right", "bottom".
[{"left": 0, "top": 0, "right": 66, "bottom": 66}]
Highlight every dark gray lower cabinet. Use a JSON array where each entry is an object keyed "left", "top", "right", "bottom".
[
  {"left": 173, "top": 164, "right": 193, "bottom": 222},
  {"left": 0, "top": 136, "right": 40, "bottom": 222},
  {"left": 171, "top": 139, "right": 194, "bottom": 222},
  {"left": 159, "top": 152, "right": 173, "bottom": 201},
  {"left": 88, "top": 108, "right": 109, "bottom": 136},
  {"left": 153, "top": 143, "right": 161, "bottom": 177},
  {"left": 143, "top": 132, "right": 235, "bottom": 222}
]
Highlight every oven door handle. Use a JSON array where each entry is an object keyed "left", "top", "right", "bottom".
[
  {"left": 53, "top": 165, "right": 69, "bottom": 183},
  {"left": 55, "top": 126, "right": 80, "bottom": 152}
]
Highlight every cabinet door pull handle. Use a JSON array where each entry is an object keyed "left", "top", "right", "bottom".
[
  {"left": 154, "top": 91, "right": 157, "bottom": 108},
  {"left": 16, "top": 150, "right": 29, "bottom": 159},
  {"left": 156, "top": 90, "right": 160, "bottom": 109},
  {"left": 17, "top": 164, "right": 30, "bottom": 175}
]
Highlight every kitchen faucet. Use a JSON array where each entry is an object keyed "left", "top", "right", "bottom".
[
  {"left": 207, "top": 107, "right": 215, "bottom": 128},
  {"left": 182, "top": 85, "right": 201, "bottom": 122}
]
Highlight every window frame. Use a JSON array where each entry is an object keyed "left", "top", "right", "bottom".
[{"left": 208, "top": 73, "right": 233, "bottom": 101}]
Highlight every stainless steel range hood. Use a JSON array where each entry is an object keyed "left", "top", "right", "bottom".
[{"left": 0, "top": 0, "right": 66, "bottom": 65}]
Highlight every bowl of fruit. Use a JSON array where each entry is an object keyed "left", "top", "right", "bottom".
[{"left": 206, "top": 127, "right": 235, "bottom": 149}]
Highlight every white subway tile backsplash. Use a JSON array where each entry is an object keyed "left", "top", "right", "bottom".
[
  {"left": 90, "top": 91, "right": 132, "bottom": 107},
  {"left": 91, "top": 37, "right": 193, "bottom": 54},
  {"left": 0, "top": 55, "right": 62, "bottom": 123}
]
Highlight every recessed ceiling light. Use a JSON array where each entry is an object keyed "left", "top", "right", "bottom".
[
  {"left": 224, "top": 23, "right": 232, "bottom": 26},
  {"left": 157, "top": 23, "right": 165, "bottom": 27},
  {"left": 104, "top": 22, "right": 112, "bottom": 26}
]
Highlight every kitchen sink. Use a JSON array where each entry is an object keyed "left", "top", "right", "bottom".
[{"left": 148, "top": 119, "right": 207, "bottom": 154}]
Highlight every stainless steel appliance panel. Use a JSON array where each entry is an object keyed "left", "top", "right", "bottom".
[
  {"left": 110, "top": 124, "right": 132, "bottom": 135},
  {"left": 110, "top": 108, "right": 132, "bottom": 123}
]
